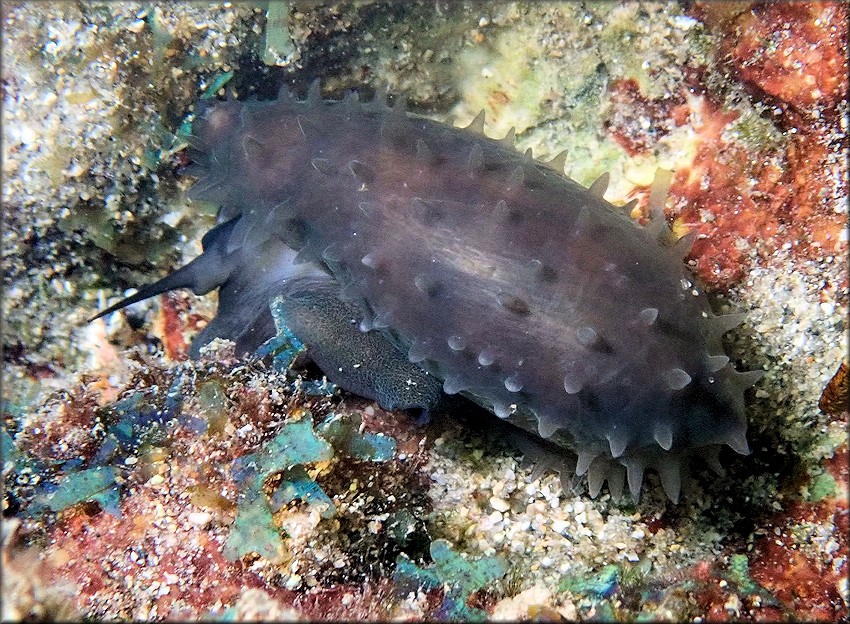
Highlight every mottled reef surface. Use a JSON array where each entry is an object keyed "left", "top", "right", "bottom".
[{"left": 2, "top": 1, "right": 847, "bottom": 621}]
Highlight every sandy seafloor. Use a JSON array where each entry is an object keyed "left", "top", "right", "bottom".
[{"left": 1, "top": 1, "right": 848, "bottom": 621}]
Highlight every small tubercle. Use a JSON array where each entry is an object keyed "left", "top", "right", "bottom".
[
  {"left": 415, "top": 138, "right": 436, "bottom": 163},
  {"left": 536, "top": 415, "right": 560, "bottom": 438},
  {"left": 407, "top": 341, "right": 430, "bottom": 363},
  {"left": 576, "top": 326, "right": 598, "bottom": 346},
  {"left": 468, "top": 144, "right": 484, "bottom": 171},
  {"left": 606, "top": 431, "right": 628, "bottom": 458},
  {"left": 504, "top": 373, "right": 523, "bottom": 393},
  {"left": 478, "top": 350, "right": 495, "bottom": 366},
  {"left": 663, "top": 368, "right": 692, "bottom": 390},
  {"left": 547, "top": 150, "right": 568, "bottom": 173},
  {"left": 624, "top": 459, "right": 644, "bottom": 499},
  {"left": 448, "top": 335, "right": 466, "bottom": 351},
  {"left": 653, "top": 423, "right": 673, "bottom": 451},
  {"left": 506, "top": 166, "right": 525, "bottom": 191},
  {"left": 588, "top": 172, "right": 610, "bottom": 198},
  {"left": 575, "top": 451, "right": 597, "bottom": 476},
  {"left": 493, "top": 402, "right": 512, "bottom": 419},
  {"left": 563, "top": 376, "right": 583, "bottom": 395},
  {"left": 442, "top": 375, "right": 466, "bottom": 395},
  {"left": 639, "top": 307, "right": 659, "bottom": 325},
  {"left": 465, "top": 110, "right": 486, "bottom": 134},
  {"left": 657, "top": 458, "right": 681, "bottom": 503},
  {"left": 705, "top": 354, "right": 730, "bottom": 371},
  {"left": 645, "top": 168, "right": 674, "bottom": 239},
  {"left": 725, "top": 429, "right": 751, "bottom": 455},
  {"left": 413, "top": 273, "right": 440, "bottom": 297}
]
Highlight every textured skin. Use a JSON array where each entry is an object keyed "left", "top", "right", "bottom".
[
  {"left": 95, "top": 86, "right": 762, "bottom": 501},
  {"left": 273, "top": 279, "right": 449, "bottom": 417}
]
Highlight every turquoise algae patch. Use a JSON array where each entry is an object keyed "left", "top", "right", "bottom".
[
  {"left": 6, "top": 341, "right": 396, "bottom": 564},
  {"left": 554, "top": 563, "right": 621, "bottom": 620},
  {"left": 1, "top": 425, "right": 34, "bottom": 476},
  {"left": 558, "top": 563, "right": 619, "bottom": 599},
  {"left": 318, "top": 411, "right": 396, "bottom": 462},
  {"left": 394, "top": 539, "right": 507, "bottom": 621},
  {"left": 261, "top": 1, "right": 297, "bottom": 66},
  {"left": 43, "top": 466, "right": 121, "bottom": 516},
  {"left": 8, "top": 373, "right": 189, "bottom": 518},
  {"left": 258, "top": 296, "right": 340, "bottom": 396},
  {"left": 224, "top": 408, "right": 400, "bottom": 562},
  {"left": 230, "top": 416, "right": 333, "bottom": 487},
  {"left": 258, "top": 296, "right": 339, "bottom": 397},
  {"left": 223, "top": 485, "right": 290, "bottom": 564},
  {"left": 722, "top": 553, "right": 779, "bottom": 607},
  {"left": 269, "top": 465, "right": 337, "bottom": 519},
  {"left": 225, "top": 414, "right": 334, "bottom": 561},
  {"left": 200, "top": 70, "right": 235, "bottom": 100},
  {"left": 257, "top": 297, "right": 308, "bottom": 371}
]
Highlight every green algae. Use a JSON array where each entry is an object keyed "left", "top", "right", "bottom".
[
  {"left": 259, "top": 297, "right": 341, "bottom": 396},
  {"left": 386, "top": 509, "right": 419, "bottom": 546},
  {"left": 57, "top": 206, "right": 121, "bottom": 256},
  {"left": 9, "top": 374, "right": 189, "bottom": 521},
  {"left": 394, "top": 539, "right": 507, "bottom": 621},
  {"left": 200, "top": 71, "right": 234, "bottom": 100},
  {"left": 727, "top": 554, "right": 760, "bottom": 595},
  {"left": 346, "top": 429, "right": 395, "bottom": 462},
  {"left": 805, "top": 471, "right": 837, "bottom": 503},
  {"left": 223, "top": 407, "right": 406, "bottom": 563},
  {"left": 318, "top": 412, "right": 396, "bottom": 462},
  {"left": 225, "top": 414, "right": 333, "bottom": 561},
  {"left": 259, "top": 296, "right": 308, "bottom": 371},
  {"left": 292, "top": 377, "right": 339, "bottom": 397},
  {"left": 223, "top": 486, "right": 288, "bottom": 563},
  {"left": 97, "top": 377, "right": 185, "bottom": 457},
  {"left": 144, "top": 6, "right": 174, "bottom": 64},
  {"left": 559, "top": 564, "right": 619, "bottom": 599},
  {"left": 262, "top": 1, "right": 297, "bottom": 66},
  {"left": 269, "top": 465, "right": 336, "bottom": 519},
  {"left": 723, "top": 554, "right": 780, "bottom": 607},
  {"left": 65, "top": 385, "right": 179, "bottom": 510},
  {"left": 727, "top": 109, "right": 786, "bottom": 154},
  {"left": 454, "top": 33, "right": 548, "bottom": 136},
  {"left": 232, "top": 416, "right": 333, "bottom": 489},
  {"left": 1, "top": 428, "right": 19, "bottom": 473},
  {"left": 43, "top": 466, "right": 120, "bottom": 516}
]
